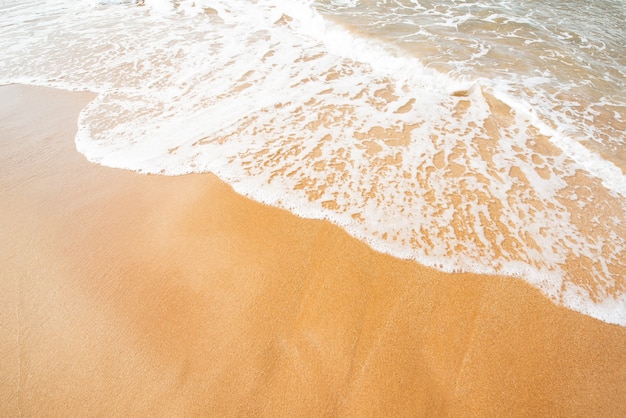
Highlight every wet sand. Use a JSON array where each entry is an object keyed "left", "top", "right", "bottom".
[{"left": 1, "top": 84, "right": 625, "bottom": 417}]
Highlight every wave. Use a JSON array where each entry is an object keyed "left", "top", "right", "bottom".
[{"left": 1, "top": 0, "right": 625, "bottom": 325}]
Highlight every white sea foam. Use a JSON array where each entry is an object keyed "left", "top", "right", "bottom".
[{"left": 1, "top": 0, "right": 625, "bottom": 325}]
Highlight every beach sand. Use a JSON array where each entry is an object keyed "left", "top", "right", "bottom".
[{"left": 1, "top": 84, "right": 625, "bottom": 416}]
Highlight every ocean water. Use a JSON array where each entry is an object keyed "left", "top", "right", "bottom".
[{"left": 1, "top": 0, "right": 625, "bottom": 325}]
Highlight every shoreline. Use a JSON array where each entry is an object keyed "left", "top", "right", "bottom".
[{"left": 1, "top": 83, "right": 626, "bottom": 416}]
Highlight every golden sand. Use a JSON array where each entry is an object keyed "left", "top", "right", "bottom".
[{"left": 1, "top": 84, "right": 625, "bottom": 416}]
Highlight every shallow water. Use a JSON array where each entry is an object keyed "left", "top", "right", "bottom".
[{"left": 0, "top": 0, "right": 625, "bottom": 325}]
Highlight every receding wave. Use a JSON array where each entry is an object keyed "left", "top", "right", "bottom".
[{"left": 1, "top": 0, "right": 625, "bottom": 325}]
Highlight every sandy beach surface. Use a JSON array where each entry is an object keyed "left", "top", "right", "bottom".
[{"left": 1, "top": 84, "right": 626, "bottom": 416}]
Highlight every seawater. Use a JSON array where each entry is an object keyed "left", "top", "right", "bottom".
[{"left": 1, "top": 0, "right": 625, "bottom": 325}]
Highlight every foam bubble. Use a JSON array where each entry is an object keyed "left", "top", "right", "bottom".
[{"left": 1, "top": 0, "right": 625, "bottom": 326}]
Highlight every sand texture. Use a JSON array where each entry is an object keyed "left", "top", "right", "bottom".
[{"left": 1, "top": 84, "right": 626, "bottom": 416}]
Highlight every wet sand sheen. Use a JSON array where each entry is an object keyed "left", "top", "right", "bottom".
[{"left": 1, "top": 84, "right": 625, "bottom": 416}]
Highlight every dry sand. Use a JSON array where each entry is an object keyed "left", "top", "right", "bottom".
[{"left": 1, "top": 84, "right": 625, "bottom": 416}]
